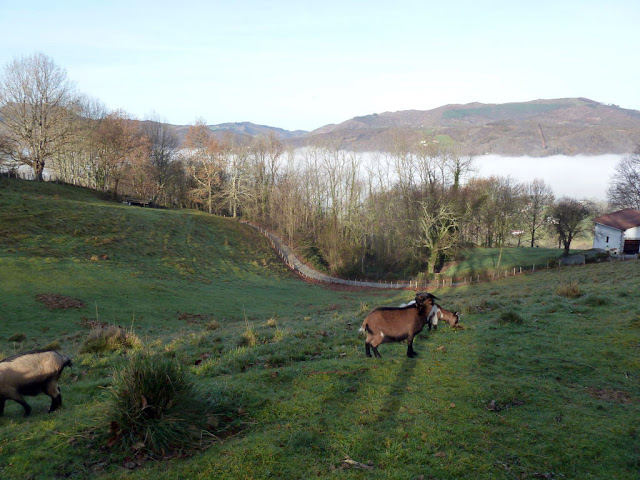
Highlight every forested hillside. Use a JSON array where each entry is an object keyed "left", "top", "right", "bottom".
[{"left": 300, "top": 98, "right": 640, "bottom": 155}]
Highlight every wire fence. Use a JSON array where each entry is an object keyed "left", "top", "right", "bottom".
[{"left": 243, "top": 220, "right": 637, "bottom": 290}]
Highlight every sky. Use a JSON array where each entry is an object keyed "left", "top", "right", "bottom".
[{"left": 1, "top": 0, "right": 639, "bottom": 131}]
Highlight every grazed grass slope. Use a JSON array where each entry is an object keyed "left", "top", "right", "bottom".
[
  {"left": 0, "top": 178, "right": 638, "bottom": 479},
  {"left": 0, "top": 179, "right": 378, "bottom": 350},
  {"left": 443, "top": 247, "right": 576, "bottom": 278}
]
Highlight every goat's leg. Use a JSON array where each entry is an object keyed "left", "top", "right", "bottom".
[
  {"left": 0, "top": 398, "right": 5, "bottom": 415},
  {"left": 49, "top": 394, "right": 62, "bottom": 413},
  {"left": 369, "top": 336, "right": 383, "bottom": 358},
  {"left": 46, "top": 383, "right": 62, "bottom": 413},
  {"left": 6, "top": 392, "right": 31, "bottom": 416},
  {"left": 16, "top": 397, "right": 31, "bottom": 416},
  {"left": 365, "top": 342, "right": 372, "bottom": 357},
  {"left": 406, "top": 336, "right": 418, "bottom": 357}
]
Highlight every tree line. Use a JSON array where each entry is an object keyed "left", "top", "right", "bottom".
[{"left": 2, "top": 53, "right": 636, "bottom": 279}]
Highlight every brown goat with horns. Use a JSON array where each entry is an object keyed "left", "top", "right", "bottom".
[{"left": 360, "top": 292, "right": 451, "bottom": 358}]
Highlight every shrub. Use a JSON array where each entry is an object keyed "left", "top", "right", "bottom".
[
  {"left": 81, "top": 324, "right": 142, "bottom": 353},
  {"left": 556, "top": 281, "right": 582, "bottom": 298},
  {"left": 104, "top": 352, "right": 242, "bottom": 454}
]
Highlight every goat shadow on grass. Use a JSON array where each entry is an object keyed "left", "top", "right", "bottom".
[{"left": 370, "top": 353, "right": 419, "bottom": 426}]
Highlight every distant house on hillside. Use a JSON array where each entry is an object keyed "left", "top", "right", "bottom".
[{"left": 593, "top": 208, "right": 640, "bottom": 255}]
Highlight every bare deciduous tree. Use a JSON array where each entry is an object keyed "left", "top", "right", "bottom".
[
  {"left": 183, "top": 120, "right": 226, "bottom": 214},
  {"left": 48, "top": 95, "right": 107, "bottom": 187},
  {"left": 93, "top": 111, "right": 150, "bottom": 196},
  {"left": 476, "top": 177, "right": 525, "bottom": 267},
  {"left": 247, "top": 133, "right": 283, "bottom": 221},
  {"left": 608, "top": 147, "right": 640, "bottom": 210},
  {"left": 523, "top": 178, "right": 554, "bottom": 247},
  {"left": 142, "top": 116, "right": 180, "bottom": 205},
  {"left": 0, "top": 52, "right": 79, "bottom": 181},
  {"left": 220, "top": 133, "right": 251, "bottom": 218},
  {"left": 550, "top": 197, "right": 592, "bottom": 256},
  {"left": 416, "top": 196, "right": 462, "bottom": 274}
]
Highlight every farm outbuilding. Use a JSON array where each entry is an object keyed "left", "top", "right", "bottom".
[{"left": 593, "top": 208, "right": 640, "bottom": 255}]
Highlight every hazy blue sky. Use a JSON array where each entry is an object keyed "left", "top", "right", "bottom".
[{"left": 2, "top": 0, "right": 639, "bottom": 130}]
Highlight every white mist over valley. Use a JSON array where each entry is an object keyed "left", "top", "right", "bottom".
[{"left": 472, "top": 154, "right": 622, "bottom": 200}]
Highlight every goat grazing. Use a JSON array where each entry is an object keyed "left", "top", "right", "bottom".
[
  {"left": 428, "top": 304, "right": 460, "bottom": 331},
  {"left": 360, "top": 292, "right": 438, "bottom": 358},
  {"left": 0, "top": 349, "right": 72, "bottom": 416}
]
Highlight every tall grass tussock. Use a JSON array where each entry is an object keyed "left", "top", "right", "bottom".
[
  {"left": 555, "top": 280, "right": 582, "bottom": 298},
  {"left": 103, "top": 352, "right": 242, "bottom": 455},
  {"left": 81, "top": 324, "right": 142, "bottom": 353}
]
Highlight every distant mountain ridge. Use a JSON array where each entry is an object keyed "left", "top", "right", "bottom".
[
  {"left": 207, "top": 121, "right": 307, "bottom": 139},
  {"left": 171, "top": 121, "right": 307, "bottom": 145},
  {"left": 300, "top": 98, "right": 640, "bottom": 155},
  {"left": 174, "top": 98, "right": 640, "bottom": 156}
]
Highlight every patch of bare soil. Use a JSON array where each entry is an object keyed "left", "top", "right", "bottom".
[
  {"left": 586, "top": 387, "right": 634, "bottom": 404},
  {"left": 36, "top": 293, "right": 87, "bottom": 310}
]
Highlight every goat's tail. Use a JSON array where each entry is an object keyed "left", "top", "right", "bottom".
[{"left": 358, "top": 323, "right": 372, "bottom": 335}]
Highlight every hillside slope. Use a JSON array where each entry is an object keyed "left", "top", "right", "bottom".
[
  {"left": 0, "top": 179, "right": 638, "bottom": 479},
  {"left": 300, "top": 98, "right": 640, "bottom": 155},
  {"left": 0, "top": 179, "right": 369, "bottom": 336},
  {"left": 172, "top": 121, "right": 308, "bottom": 145}
]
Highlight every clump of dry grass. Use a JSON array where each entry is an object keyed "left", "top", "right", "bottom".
[
  {"left": 239, "top": 325, "right": 259, "bottom": 347},
  {"left": 81, "top": 324, "right": 142, "bottom": 353},
  {"left": 265, "top": 317, "right": 277, "bottom": 328},
  {"left": 206, "top": 319, "right": 221, "bottom": 331},
  {"left": 358, "top": 302, "right": 370, "bottom": 315},
  {"left": 556, "top": 281, "right": 582, "bottom": 298}
]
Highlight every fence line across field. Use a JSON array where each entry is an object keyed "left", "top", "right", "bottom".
[{"left": 241, "top": 220, "right": 635, "bottom": 290}]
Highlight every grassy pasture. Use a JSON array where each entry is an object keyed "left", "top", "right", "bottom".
[
  {"left": 442, "top": 247, "right": 577, "bottom": 279},
  {"left": 0, "top": 178, "right": 638, "bottom": 479}
]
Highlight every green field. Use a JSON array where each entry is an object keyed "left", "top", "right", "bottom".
[
  {"left": 1, "top": 178, "right": 639, "bottom": 479},
  {"left": 443, "top": 247, "right": 579, "bottom": 279}
]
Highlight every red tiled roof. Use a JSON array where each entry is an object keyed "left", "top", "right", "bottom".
[{"left": 593, "top": 208, "right": 640, "bottom": 231}]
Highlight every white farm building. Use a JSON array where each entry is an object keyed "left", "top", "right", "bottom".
[{"left": 593, "top": 208, "right": 640, "bottom": 255}]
